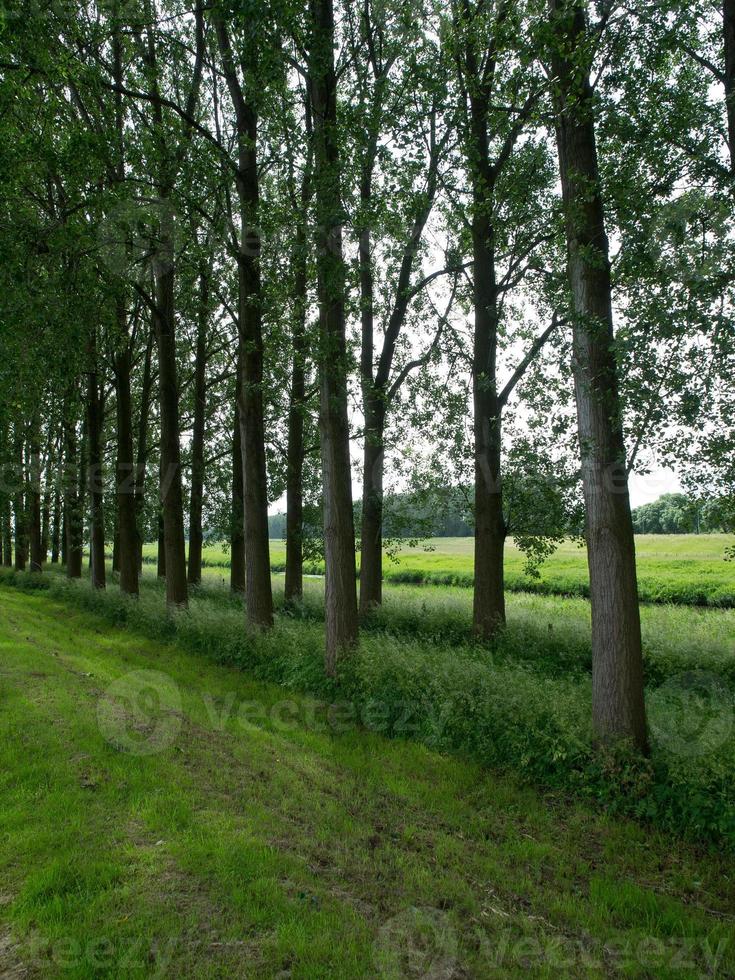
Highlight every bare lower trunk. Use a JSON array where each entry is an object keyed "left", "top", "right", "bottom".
[
  {"left": 473, "top": 406, "right": 505, "bottom": 639},
  {"left": 28, "top": 425, "right": 43, "bottom": 573},
  {"left": 157, "top": 506, "right": 166, "bottom": 579},
  {"left": 154, "top": 263, "right": 188, "bottom": 608},
  {"left": 230, "top": 399, "right": 246, "bottom": 595},
  {"left": 61, "top": 508, "right": 67, "bottom": 566},
  {"left": 284, "top": 238, "right": 308, "bottom": 606},
  {"left": 284, "top": 399, "right": 304, "bottom": 602},
  {"left": 2, "top": 498, "right": 11, "bottom": 566},
  {"left": 41, "top": 487, "right": 50, "bottom": 564},
  {"left": 359, "top": 408, "right": 384, "bottom": 613},
  {"left": 472, "top": 254, "right": 506, "bottom": 638},
  {"left": 135, "top": 329, "right": 154, "bottom": 573},
  {"left": 51, "top": 479, "right": 61, "bottom": 563},
  {"left": 187, "top": 275, "right": 208, "bottom": 586},
  {"left": 87, "top": 346, "right": 106, "bottom": 590},
  {"left": 550, "top": 0, "right": 647, "bottom": 751},
  {"left": 310, "top": 0, "right": 358, "bottom": 672},
  {"left": 13, "top": 435, "right": 25, "bottom": 571},
  {"left": 235, "top": 164, "right": 272, "bottom": 627},
  {"left": 285, "top": 124, "right": 313, "bottom": 606},
  {"left": 63, "top": 416, "right": 83, "bottom": 579},
  {"left": 114, "top": 340, "right": 139, "bottom": 597},
  {"left": 112, "top": 530, "right": 120, "bottom": 573}
]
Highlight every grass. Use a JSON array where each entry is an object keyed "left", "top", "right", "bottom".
[
  {"left": 140, "top": 534, "right": 735, "bottom": 608},
  {"left": 2, "top": 587, "right": 735, "bottom": 978},
  {"left": 2, "top": 564, "right": 735, "bottom": 851}
]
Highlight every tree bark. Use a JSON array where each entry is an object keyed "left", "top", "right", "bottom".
[
  {"left": 153, "top": 261, "right": 188, "bottom": 608},
  {"left": 41, "top": 484, "right": 50, "bottom": 565},
  {"left": 472, "top": 217, "right": 506, "bottom": 638},
  {"left": 2, "top": 497, "right": 11, "bottom": 567},
  {"left": 87, "top": 340, "right": 106, "bottom": 590},
  {"left": 63, "top": 413, "right": 83, "bottom": 579},
  {"left": 550, "top": 0, "right": 647, "bottom": 751},
  {"left": 12, "top": 433, "right": 25, "bottom": 571},
  {"left": 309, "top": 0, "right": 359, "bottom": 672},
  {"left": 135, "top": 327, "right": 154, "bottom": 572},
  {"left": 187, "top": 271, "right": 208, "bottom": 586},
  {"left": 213, "top": 12, "right": 273, "bottom": 628},
  {"left": 113, "top": 333, "right": 139, "bottom": 596},
  {"left": 284, "top": 219, "right": 310, "bottom": 604},
  {"left": 157, "top": 504, "right": 166, "bottom": 579},
  {"left": 359, "top": 399, "right": 385, "bottom": 612},
  {"left": 51, "top": 476, "right": 61, "bottom": 563},
  {"left": 723, "top": 0, "right": 735, "bottom": 170},
  {"left": 28, "top": 421, "right": 43, "bottom": 573},
  {"left": 230, "top": 397, "right": 246, "bottom": 595}
]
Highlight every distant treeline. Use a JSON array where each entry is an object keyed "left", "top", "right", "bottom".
[
  {"left": 631, "top": 494, "right": 734, "bottom": 535},
  {"left": 267, "top": 490, "right": 474, "bottom": 539},
  {"left": 266, "top": 491, "right": 734, "bottom": 539}
]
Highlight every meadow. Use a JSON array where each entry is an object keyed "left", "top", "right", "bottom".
[{"left": 140, "top": 534, "right": 735, "bottom": 607}]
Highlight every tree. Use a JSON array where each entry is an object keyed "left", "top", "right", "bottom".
[
  {"left": 308, "top": 0, "right": 359, "bottom": 671},
  {"left": 548, "top": 0, "right": 647, "bottom": 751}
]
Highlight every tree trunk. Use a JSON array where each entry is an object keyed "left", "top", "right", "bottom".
[
  {"left": 63, "top": 415, "right": 83, "bottom": 579},
  {"left": 359, "top": 400, "right": 384, "bottom": 613},
  {"left": 233, "top": 127, "right": 273, "bottom": 626},
  {"left": 157, "top": 505, "right": 166, "bottom": 579},
  {"left": 284, "top": 225, "right": 309, "bottom": 605},
  {"left": 309, "top": 0, "right": 359, "bottom": 673},
  {"left": 472, "top": 220, "right": 506, "bottom": 638},
  {"left": 187, "top": 273, "right": 208, "bottom": 586},
  {"left": 153, "top": 261, "right": 188, "bottom": 607},
  {"left": 28, "top": 423, "right": 43, "bottom": 573},
  {"left": 113, "top": 336, "right": 139, "bottom": 596},
  {"left": 61, "top": 507, "right": 67, "bottom": 567},
  {"left": 230, "top": 399, "right": 246, "bottom": 595},
  {"left": 357, "top": 124, "right": 380, "bottom": 615},
  {"left": 550, "top": 0, "right": 647, "bottom": 751},
  {"left": 13, "top": 433, "right": 26, "bottom": 571},
  {"left": 41, "top": 486, "right": 50, "bottom": 565},
  {"left": 135, "top": 328, "right": 154, "bottom": 572},
  {"left": 213, "top": 11, "right": 272, "bottom": 627},
  {"left": 87, "top": 343, "right": 106, "bottom": 590},
  {"left": 2, "top": 498, "right": 10, "bottom": 567},
  {"left": 51, "top": 479, "right": 61, "bottom": 563},
  {"left": 723, "top": 0, "right": 735, "bottom": 170}
]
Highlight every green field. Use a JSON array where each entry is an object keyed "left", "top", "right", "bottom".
[
  {"left": 141, "top": 534, "right": 735, "bottom": 607},
  {"left": 2, "top": 586, "right": 735, "bottom": 978}
]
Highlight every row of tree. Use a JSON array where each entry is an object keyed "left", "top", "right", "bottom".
[{"left": 1, "top": 0, "right": 733, "bottom": 751}]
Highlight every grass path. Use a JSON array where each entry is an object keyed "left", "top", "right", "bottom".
[{"left": 1, "top": 589, "right": 734, "bottom": 978}]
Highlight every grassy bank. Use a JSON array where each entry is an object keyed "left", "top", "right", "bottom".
[
  {"left": 1, "top": 587, "right": 734, "bottom": 978},
  {"left": 140, "top": 535, "right": 735, "bottom": 608},
  {"left": 2, "top": 566, "right": 734, "bottom": 854}
]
